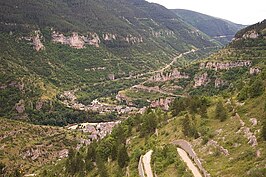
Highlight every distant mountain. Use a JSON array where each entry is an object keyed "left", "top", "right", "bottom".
[{"left": 171, "top": 9, "right": 246, "bottom": 45}]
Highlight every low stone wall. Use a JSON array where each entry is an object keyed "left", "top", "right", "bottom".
[{"left": 173, "top": 139, "right": 210, "bottom": 177}]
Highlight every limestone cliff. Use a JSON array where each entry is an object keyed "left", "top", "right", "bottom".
[
  {"left": 52, "top": 32, "right": 100, "bottom": 48},
  {"left": 149, "top": 68, "right": 189, "bottom": 82},
  {"left": 194, "top": 72, "right": 210, "bottom": 88},
  {"left": 32, "top": 31, "right": 45, "bottom": 51},
  {"left": 199, "top": 60, "right": 252, "bottom": 71}
]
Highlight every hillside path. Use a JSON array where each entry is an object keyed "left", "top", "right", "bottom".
[
  {"left": 143, "top": 150, "right": 154, "bottom": 177},
  {"left": 177, "top": 148, "right": 202, "bottom": 177}
]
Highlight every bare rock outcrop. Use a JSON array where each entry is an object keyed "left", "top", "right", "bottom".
[
  {"left": 151, "top": 29, "right": 174, "bottom": 37},
  {"left": 32, "top": 31, "right": 45, "bottom": 51},
  {"left": 236, "top": 113, "right": 258, "bottom": 147},
  {"left": 249, "top": 67, "right": 261, "bottom": 75},
  {"left": 207, "top": 140, "right": 229, "bottom": 156},
  {"left": 150, "top": 97, "right": 174, "bottom": 110},
  {"left": 149, "top": 68, "right": 189, "bottom": 82},
  {"left": 242, "top": 30, "right": 259, "bottom": 39},
  {"left": 52, "top": 31, "right": 100, "bottom": 48},
  {"left": 15, "top": 99, "right": 25, "bottom": 114},
  {"left": 108, "top": 73, "right": 115, "bottom": 80},
  {"left": 116, "top": 92, "right": 132, "bottom": 106},
  {"left": 23, "top": 147, "right": 44, "bottom": 161},
  {"left": 249, "top": 118, "right": 258, "bottom": 126},
  {"left": 215, "top": 78, "right": 226, "bottom": 88},
  {"left": 194, "top": 72, "right": 210, "bottom": 88},
  {"left": 103, "top": 33, "right": 117, "bottom": 41},
  {"left": 124, "top": 34, "right": 143, "bottom": 44},
  {"left": 200, "top": 60, "right": 252, "bottom": 71},
  {"left": 35, "top": 100, "right": 44, "bottom": 110}
]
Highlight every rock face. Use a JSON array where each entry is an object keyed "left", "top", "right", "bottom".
[
  {"left": 242, "top": 30, "right": 259, "bottom": 39},
  {"left": 150, "top": 97, "right": 174, "bottom": 110},
  {"left": 52, "top": 31, "right": 100, "bottom": 48},
  {"left": 23, "top": 148, "right": 43, "bottom": 161},
  {"left": 124, "top": 34, "right": 143, "bottom": 44},
  {"left": 103, "top": 33, "right": 117, "bottom": 41},
  {"left": 149, "top": 68, "right": 189, "bottom": 82},
  {"left": 35, "top": 100, "right": 44, "bottom": 110},
  {"left": 151, "top": 30, "right": 174, "bottom": 37},
  {"left": 108, "top": 73, "right": 115, "bottom": 80},
  {"left": 207, "top": 140, "right": 229, "bottom": 156},
  {"left": 200, "top": 60, "right": 252, "bottom": 71},
  {"left": 69, "top": 32, "right": 85, "bottom": 49},
  {"left": 32, "top": 31, "right": 45, "bottom": 51},
  {"left": 249, "top": 67, "right": 261, "bottom": 75},
  {"left": 215, "top": 78, "right": 226, "bottom": 88},
  {"left": 194, "top": 72, "right": 209, "bottom": 88},
  {"left": 236, "top": 113, "right": 258, "bottom": 147},
  {"left": 15, "top": 99, "right": 25, "bottom": 114}
]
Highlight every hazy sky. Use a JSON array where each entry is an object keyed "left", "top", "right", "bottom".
[{"left": 147, "top": 0, "right": 266, "bottom": 25}]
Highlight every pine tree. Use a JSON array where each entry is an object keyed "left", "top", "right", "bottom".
[
  {"left": 117, "top": 145, "right": 129, "bottom": 168},
  {"left": 96, "top": 154, "right": 108, "bottom": 177},
  {"left": 249, "top": 78, "right": 264, "bottom": 98}
]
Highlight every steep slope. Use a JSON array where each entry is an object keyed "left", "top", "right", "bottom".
[
  {"left": 171, "top": 9, "right": 246, "bottom": 45},
  {"left": 0, "top": 0, "right": 221, "bottom": 125},
  {"left": 0, "top": 117, "right": 83, "bottom": 175},
  {"left": 33, "top": 20, "right": 266, "bottom": 177}
]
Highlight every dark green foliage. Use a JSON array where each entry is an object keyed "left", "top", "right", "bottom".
[
  {"left": 117, "top": 145, "right": 129, "bottom": 168},
  {"left": 140, "top": 111, "right": 158, "bottom": 137},
  {"left": 96, "top": 154, "right": 109, "bottom": 177},
  {"left": 262, "top": 120, "right": 266, "bottom": 141},
  {"left": 96, "top": 136, "right": 116, "bottom": 161},
  {"left": 235, "top": 20, "right": 266, "bottom": 39},
  {"left": 182, "top": 114, "right": 199, "bottom": 138},
  {"left": 170, "top": 96, "right": 209, "bottom": 117},
  {"left": 153, "top": 144, "right": 193, "bottom": 176},
  {"left": 0, "top": 162, "right": 5, "bottom": 175},
  {"left": 214, "top": 101, "right": 228, "bottom": 122},
  {"left": 11, "top": 168, "right": 22, "bottom": 177},
  {"left": 249, "top": 78, "right": 265, "bottom": 98},
  {"left": 237, "top": 86, "right": 249, "bottom": 101},
  {"left": 172, "top": 9, "right": 245, "bottom": 45}
]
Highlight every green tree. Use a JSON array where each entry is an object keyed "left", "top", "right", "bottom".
[
  {"left": 140, "top": 112, "right": 158, "bottom": 137},
  {"left": 182, "top": 114, "right": 198, "bottom": 138},
  {"left": 215, "top": 101, "right": 227, "bottom": 122},
  {"left": 97, "top": 136, "right": 116, "bottom": 161},
  {"left": 238, "top": 86, "right": 249, "bottom": 101},
  {"left": 117, "top": 145, "right": 129, "bottom": 168},
  {"left": 249, "top": 78, "right": 265, "bottom": 98},
  {"left": 96, "top": 154, "right": 108, "bottom": 177}
]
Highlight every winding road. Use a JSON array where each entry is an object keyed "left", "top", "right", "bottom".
[
  {"left": 177, "top": 148, "right": 202, "bottom": 177},
  {"left": 142, "top": 150, "right": 154, "bottom": 177}
]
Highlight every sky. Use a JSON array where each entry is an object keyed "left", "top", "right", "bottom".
[{"left": 147, "top": 0, "right": 266, "bottom": 25}]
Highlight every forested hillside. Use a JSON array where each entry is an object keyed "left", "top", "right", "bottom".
[
  {"left": 32, "top": 19, "right": 266, "bottom": 177},
  {"left": 0, "top": 0, "right": 222, "bottom": 125},
  {"left": 171, "top": 9, "right": 245, "bottom": 45}
]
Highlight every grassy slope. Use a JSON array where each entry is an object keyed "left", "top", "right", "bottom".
[{"left": 0, "top": 117, "right": 85, "bottom": 174}]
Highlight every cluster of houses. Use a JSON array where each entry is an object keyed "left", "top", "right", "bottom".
[
  {"left": 60, "top": 91, "right": 139, "bottom": 115},
  {"left": 68, "top": 121, "right": 121, "bottom": 143}
]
